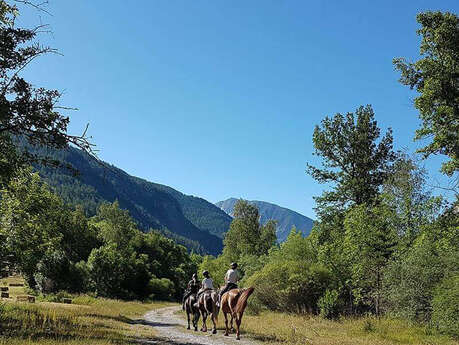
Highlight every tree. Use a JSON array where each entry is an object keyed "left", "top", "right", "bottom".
[
  {"left": 0, "top": 169, "right": 64, "bottom": 286},
  {"left": 394, "top": 11, "right": 459, "bottom": 176},
  {"left": 344, "top": 203, "right": 398, "bottom": 315},
  {"left": 382, "top": 155, "right": 443, "bottom": 246},
  {"left": 307, "top": 105, "right": 397, "bottom": 214},
  {"left": 0, "top": 0, "right": 95, "bottom": 184},
  {"left": 222, "top": 200, "right": 277, "bottom": 263}
]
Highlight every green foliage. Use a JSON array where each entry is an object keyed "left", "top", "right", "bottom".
[
  {"left": 307, "top": 105, "right": 396, "bottom": 212},
  {"left": 223, "top": 199, "right": 277, "bottom": 263},
  {"left": 383, "top": 214, "right": 459, "bottom": 322},
  {"left": 318, "top": 289, "right": 342, "bottom": 319},
  {"left": 431, "top": 275, "right": 459, "bottom": 337},
  {"left": 149, "top": 277, "right": 175, "bottom": 300},
  {"left": 0, "top": 169, "right": 65, "bottom": 287},
  {"left": 247, "top": 260, "right": 332, "bottom": 313},
  {"left": 344, "top": 203, "right": 398, "bottom": 314},
  {"left": 394, "top": 11, "right": 459, "bottom": 175}
]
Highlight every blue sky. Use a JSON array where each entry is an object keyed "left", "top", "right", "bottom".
[{"left": 18, "top": 1, "right": 458, "bottom": 219}]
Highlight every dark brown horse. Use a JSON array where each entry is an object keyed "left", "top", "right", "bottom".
[
  {"left": 221, "top": 287, "right": 254, "bottom": 340},
  {"left": 195, "top": 289, "right": 219, "bottom": 334},
  {"left": 184, "top": 293, "right": 200, "bottom": 331}
]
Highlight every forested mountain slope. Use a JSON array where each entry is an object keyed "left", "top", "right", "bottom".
[
  {"left": 29, "top": 145, "right": 230, "bottom": 255},
  {"left": 216, "top": 198, "right": 314, "bottom": 242}
]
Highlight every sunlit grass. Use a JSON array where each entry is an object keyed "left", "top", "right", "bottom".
[
  {"left": 0, "top": 276, "right": 172, "bottom": 345},
  {"left": 240, "top": 311, "right": 459, "bottom": 345}
]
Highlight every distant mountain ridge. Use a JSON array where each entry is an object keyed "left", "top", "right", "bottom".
[
  {"left": 216, "top": 198, "right": 314, "bottom": 242},
  {"left": 26, "top": 144, "right": 232, "bottom": 255}
]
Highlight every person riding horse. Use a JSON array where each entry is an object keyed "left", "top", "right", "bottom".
[
  {"left": 217, "top": 262, "right": 239, "bottom": 306},
  {"left": 182, "top": 273, "right": 200, "bottom": 310},
  {"left": 193, "top": 270, "right": 214, "bottom": 308}
]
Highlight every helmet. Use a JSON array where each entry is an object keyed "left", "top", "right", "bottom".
[
  {"left": 231, "top": 262, "right": 238, "bottom": 269},
  {"left": 202, "top": 270, "right": 209, "bottom": 277}
]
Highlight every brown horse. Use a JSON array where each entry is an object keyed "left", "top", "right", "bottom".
[
  {"left": 221, "top": 287, "right": 254, "bottom": 340},
  {"left": 184, "top": 293, "right": 200, "bottom": 331},
  {"left": 195, "top": 289, "right": 219, "bottom": 334}
]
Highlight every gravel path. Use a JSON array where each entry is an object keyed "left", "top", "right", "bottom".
[{"left": 139, "top": 305, "right": 259, "bottom": 345}]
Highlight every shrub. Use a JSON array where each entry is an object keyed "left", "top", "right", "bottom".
[
  {"left": 318, "top": 289, "right": 342, "bottom": 319},
  {"left": 431, "top": 275, "right": 459, "bottom": 337},
  {"left": 246, "top": 261, "right": 332, "bottom": 313},
  {"left": 149, "top": 277, "right": 174, "bottom": 300}
]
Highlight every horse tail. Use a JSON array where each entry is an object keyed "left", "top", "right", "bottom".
[{"left": 235, "top": 287, "right": 254, "bottom": 314}]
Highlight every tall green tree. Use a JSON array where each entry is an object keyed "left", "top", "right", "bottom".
[
  {"left": 344, "top": 203, "right": 398, "bottom": 315},
  {"left": 394, "top": 11, "right": 459, "bottom": 176},
  {"left": 222, "top": 199, "right": 277, "bottom": 263},
  {"left": 0, "top": 169, "right": 64, "bottom": 286},
  {"left": 307, "top": 105, "right": 397, "bottom": 214}
]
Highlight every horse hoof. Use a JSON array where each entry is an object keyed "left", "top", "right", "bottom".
[
  {"left": 212, "top": 329, "right": 217, "bottom": 334},
  {"left": 187, "top": 326, "right": 190, "bottom": 330},
  {"left": 224, "top": 333, "right": 229, "bottom": 336},
  {"left": 194, "top": 328, "right": 198, "bottom": 332},
  {"left": 236, "top": 336, "right": 240, "bottom": 340}
]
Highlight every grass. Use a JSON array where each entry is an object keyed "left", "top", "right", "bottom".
[
  {"left": 239, "top": 311, "right": 459, "bottom": 345},
  {"left": 177, "top": 302, "right": 458, "bottom": 345},
  {"left": 0, "top": 276, "right": 173, "bottom": 345}
]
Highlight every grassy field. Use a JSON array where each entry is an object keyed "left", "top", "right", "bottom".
[
  {"left": 0, "top": 276, "right": 172, "bottom": 345},
  {"left": 239, "top": 311, "right": 459, "bottom": 345}
]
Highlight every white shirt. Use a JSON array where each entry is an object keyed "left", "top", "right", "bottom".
[
  {"left": 202, "top": 278, "right": 214, "bottom": 289},
  {"left": 225, "top": 269, "right": 238, "bottom": 284}
]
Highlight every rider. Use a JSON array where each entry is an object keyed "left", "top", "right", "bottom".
[
  {"left": 182, "top": 273, "right": 200, "bottom": 310},
  {"left": 195, "top": 270, "right": 214, "bottom": 301},
  {"left": 217, "top": 262, "right": 239, "bottom": 306}
]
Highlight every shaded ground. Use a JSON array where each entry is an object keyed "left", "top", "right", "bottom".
[{"left": 139, "top": 306, "right": 259, "bottom": 345}]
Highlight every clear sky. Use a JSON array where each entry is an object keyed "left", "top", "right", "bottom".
[{"left": 18, "top": 0, "right": 458, "bottom": 219}]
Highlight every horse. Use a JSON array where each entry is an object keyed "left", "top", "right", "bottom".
[
  {"left": 221, "top": 287, "right": 255, "bottom": 340},
  {"left": 195, "top": 289, "right": 219, "bottom": 334},
  {"left": 184, "top": 293, "right": 200, "bottom": 331}
]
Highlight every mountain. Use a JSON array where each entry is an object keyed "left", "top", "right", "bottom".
[
  {"left": 27, "top": 144, "right": 232, "bottom": 255},
  {"left": 216, "top": 198, "right": 314, "bottom": 242}
]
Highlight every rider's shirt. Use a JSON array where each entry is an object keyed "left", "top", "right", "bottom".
[
  {"left": 225, "top": 269, "right": 238, "bottom": 284},
  {"left": 202, "top": 277, "right": 214, "bottom": 290}
]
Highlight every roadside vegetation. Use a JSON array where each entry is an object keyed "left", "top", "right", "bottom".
[{"left": 0, "top": 276, "right": 171, "bottom": 345}]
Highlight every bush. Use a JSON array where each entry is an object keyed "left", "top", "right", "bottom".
[
  {"left": 34, "top": 250, "right": 86, "bottom": 294},
  {"left": 431, "top": 275, "right": 459, "bottom": 337},
  {"left": 318, "top": 289, "right": 342, "bottom": 319},
  {"left": 149, "top": 277, "right": 174, "bottom": 300},
  {"left": 246, "top": 261, "right": 332, "bottom": 313}
]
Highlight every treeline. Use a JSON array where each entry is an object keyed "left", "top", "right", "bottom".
[
  {"left": 0, "top": 168, "right": 198, "bottom": 300},
  {"left": 200, "top": 10, "right": 459, "bottom": 338}
]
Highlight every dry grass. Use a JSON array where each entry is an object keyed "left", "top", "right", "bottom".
[
  {"left": 239, "top": 311, "right": 459, "bottom": 345},
  {"left": 0, "top": 276, "right": 172, "bottom": 345}
]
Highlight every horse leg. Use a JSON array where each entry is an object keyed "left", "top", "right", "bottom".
[
  {"left": 223, "top": 312, "right": 229, "bottom": 336},
  {"left": 211, "top": 312, "right": 217, "bottom": 334},
  {"left": 201, "top": 311, "right": 208, "bottom": 332},
  {"left": 230, "top": 314, "right": 235, "bottom": 333},
  {"left": 193, "top": 311, "right": 199, "bottom": 331},
  {"left": 186, "top": 310, "right": 190, "bottom": 330},
  {"left": 235, "top": 312, "right": 244, "bottom": 340}
]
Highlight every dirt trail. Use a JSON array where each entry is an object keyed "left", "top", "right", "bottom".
[{"left": 140, "top": 305, "right": 259, "bottom": 345}]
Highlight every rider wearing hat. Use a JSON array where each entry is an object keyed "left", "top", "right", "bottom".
[
  {"left": 182, "top": 273, "right": 200, "bottom": 310},
  {"left": 217, "top": 262, "right": 239, "bottom": 306},
  {"left": 196, "top": 270, "right": 214, "bottom": 298}
]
